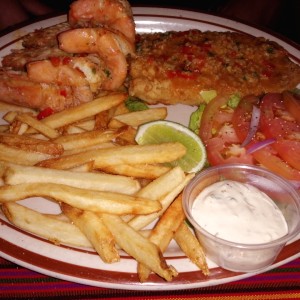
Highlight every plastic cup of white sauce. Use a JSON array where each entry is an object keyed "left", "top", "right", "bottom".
[{"left": 182, "top": 164, "right": 300, "bottom": 272}]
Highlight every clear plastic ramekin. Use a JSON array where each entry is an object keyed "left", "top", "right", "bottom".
[{"left": 182, "top": 164, "right": 300, "bottom": 272}]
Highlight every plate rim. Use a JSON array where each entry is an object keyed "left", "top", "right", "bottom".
[
  {"left": 1, "top": 234, "right": 299, "bottom": 291},
  {"left": 0, "top": 6, "right": 299, "bottom": 291},
  {"left": 0, "top": 6, "right": 299, "bottom": 50}
]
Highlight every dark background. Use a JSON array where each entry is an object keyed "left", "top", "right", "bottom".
[{"left": 1, "top": 0, "right": 299, "bottom": 45}]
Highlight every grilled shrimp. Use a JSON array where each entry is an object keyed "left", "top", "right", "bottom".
[
  {"left": 58, "top": 28, "right": 135, "bottom": 90},
  {"left": 0, "top": 28, "right": 132, "bottom": 110},
  {"left": 0, "top": 53, "right": 111, "bottom": 111},
  {"left": 27, "top": 55, "right": 108, "bottom": 93},
  {"left": 0, "top": 0, "right": 136, "bottom": 111},
  {"left": 0, "top": 70, "right": 77, "bottom": 111},
  {"left": 69, "top": 0, "right": 135, "bottom": 44}
]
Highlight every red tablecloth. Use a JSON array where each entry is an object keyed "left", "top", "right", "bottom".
[{"left": 0, "top": 256, "right": 299, "bottom": 299}]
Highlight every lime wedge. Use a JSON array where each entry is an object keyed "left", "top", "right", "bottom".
[{"left": 135, "top": 120, "right": 207, "bottom": 173}]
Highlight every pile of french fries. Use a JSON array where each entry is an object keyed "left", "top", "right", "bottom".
[{"left": 0, "top": 92, "right": 209, "bottom": 282}]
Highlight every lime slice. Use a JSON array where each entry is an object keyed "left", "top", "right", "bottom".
[{"left": 135, "top": 120, "right": 207, "bottom": 173}]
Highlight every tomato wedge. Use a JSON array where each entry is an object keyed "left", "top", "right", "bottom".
[
  {"left": 272, "top": 140, "right": 300, "bottom": 171},
  {"left": 259, "top": 93, "right": 300, "bottom": 139},
  {"left": 199, "top": 96, "right": 229, "bottom": 143},
  {"left": 200, "top": 95, "right": 254, "bottom": 166},
  {"left": 253, "top": 146, "right": 300, "bottom": 180},
  {"left": 259, "top": 93, "right": 300, "bottom": 174},
  {"left": 206, "top": 137, "right": 254, "bottom": 165},
  {"left": 232, "top": 95, "right": 260, "bottom": 142},
  {"left": 282, "top": 91, "right": 300, "bottom": 123},
  {"left": 199, "top": 91, "right": 300, "bottom": 181}
]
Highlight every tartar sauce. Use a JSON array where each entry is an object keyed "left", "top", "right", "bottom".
[{"left": 192, "top": 180, "right": 288, "bottom": 244}]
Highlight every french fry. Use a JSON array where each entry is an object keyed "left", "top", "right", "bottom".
[
  {"left": 92, "top": 143, "right": 186, "bottom": 169},
  {"left": 63, "top": 125, "right": 87, "bottom": 134},
  {"left": 16, "top": 113, "right": 60, "bottom": 139},
  {"left": 62, "top": 142, "right": 116, "bottom": 156},
  {"left": 107, "top": 118, "right": 126, "bottom": 129},
  {"left": 61, "top": 203, "right": 119, "bottom": 263},
  {"left": 0, "top": 125, "right": 9, "bottom": 132},
  {"left": 14, "top": 121, "right": 28, "bottom": 135},
  {"left": 53, "top": 127, "right": 126, "bottom": 151},
  {"left": 0, "top": 91, "right": 210, "bottom": 281},
  {"left": 174, "top": 222, "right": 209, "bottom": 276},
  {"left": 2, "top": 111, "right": 18, "bottom": 123},
  {"left": 121, "top": 166, "right": 185, "bottom": 222},
  {"left": 136, "top": 166, "right": 185, "bottom": 199},
  {"left": 27, "top": 133, "right": 49, "bottom": 141},
  {"left": 109, "top": 107, "right": 167, "bottom": 128},
  {"left": 4, "top": 112, "right": 30, "bottom": 135},
  {"left": 39, "top": 93, "right": 127, "bottom": 129},
  {"left": 1, "top": 202, "right": 92, "bottom": 247},
  {"left": 72, "top": 119, "right": 95, "bottom": 131},
  {"left": 0, "top": 161, "right": 6, "bottom": 177},
  {"left": 0, "top": 101, "right": 36, "bottom": 113},
  {"left": 3, "top": 164, "right": 141, "bottom": 194},
  {"left": 0, "top": 133, "right": 64, "bottom": 155},
  {"left": 0, "top": 183, "right": 161, "bottom": 215},
  {"left": 112, "top": 101, "right": 130, "bottom": 116},
  {"left": 37, "top": 142, "right": 186, "bottom": 170},
  {"left": 69, "top": 162, "right": 94, "bottom": 172},
  {"left": 114, "top": 126, "right": 137, "bottom": 145},
  {"left": 0, "top": 143, "right": 54, "bottom": 165},
  {"left": 94, "top": 109, "right": 112, "bottom": 129},
  {"left": 101, "top": 213, "right": 178, "bottom": 281},
  {"left": 128, "top": 173, "right": 195, "bottom": 230},
  {"left": 137, "top": 194, "right": 186, "bottom": 282},
  {"left": 45, "top": 213, "right": 70, "bottom": 222},
  {"left": 0, "top": 162, "right": 6, "bottom": 186},
  {"left": 100, "top": 163, "right": 171, "bottom": 179}
]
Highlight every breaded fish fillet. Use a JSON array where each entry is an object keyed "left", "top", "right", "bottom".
[
  {"left": 129, "top": 30, "right": 300, "bottom": 105},
  {"left": 22, "top": 22, "right": 71, "bottom": 49},
  {"left": 1, "top": 47, "right": 71, "bottom": 71},
  {"left": 1, "top": 22, "right": 72, "bottom": 71}
]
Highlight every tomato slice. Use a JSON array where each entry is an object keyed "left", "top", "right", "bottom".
[
  {"left": 259, "top": 92, "right": 300, "bottom": 174},
  {"left": 199, "top": 91, "right": 300, "bottom": 181},
  {"left": 199, "top": 96, "right": 229, "bottom": 143},
  {"left": 272, "top": 140, "right": 300, "bottom": 171},
  {"left": 200, "top": 95, "right": 255, "bottom": 166},
  {"left": 253, "top": 146, "right": 300, "bottom": 180},
  {"left": 282, "top": 91, "right": 300, "bottom": 123},
  {"left": 232, "top": 95, "right": 260, "bottom": 142},
  {"left": 259, "top": 93, "right": 300, "bottom": 139},
  {"left": 206, "top": 137, "right": 254, "bottom": 165}
]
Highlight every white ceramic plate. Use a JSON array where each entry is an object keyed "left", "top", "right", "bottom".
[{"left": 0, "top": 7, "right": 299, "bottom": 291}]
